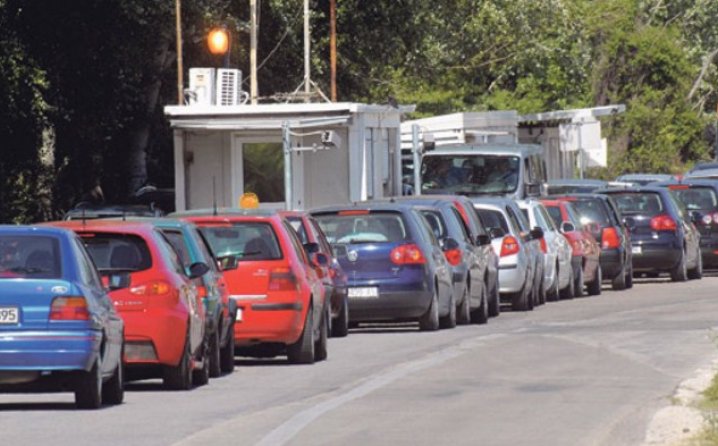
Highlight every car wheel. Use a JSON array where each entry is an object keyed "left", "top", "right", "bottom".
[
  {"left": 331, "top": 294, "right": 349, "bottom": 338},
  {"left": 470, "top": 285, "right": 488, "bottom": 324},
  {"left": 547, "top": 264, "right": 560, "bottom": 302},
  {"left": 573, "top": 264, "right": 584, "bottom": 298},
  {"left": 688, "top": 250, "right": 703, "bottom": 280},
  {"left": 587, "top": 265, "right": 602, "bottom": 296},
  {"left": 559, "top": 265, "right": 575, "bottom": 300},
  {"left": 625, "top": 264, "right": 634, "bottom": 289},
  {"left": 219, "top": 322, "right": 235, "bottom": 374},
  {"left": 314, "top": 308, "right": 328, "bottom": 362},
  {"left": 102, "top": 344, "right": 124, "bottom": 406},
  {"left": 192, "top": 339, "right": 210, "bottom": 387},
  {"left": 208, "top": 328, "right": 221, "bottom": 378},
  {"left": 511, "top": 283, "right": 531, "bottom": 311},
  {"left": 456, "top": 285, "right": 471, "bottom": 325},
  {"left": 488, "top": 280, "right": 500, "bottom": 317},
  {"left": 75, "top": 358, "right": 102, "bottom": 409},
  {"left": 163, "top": 334, "right": 192, "bottom": 390},
  {"left": 439, "top": 290, "right": 457, "bottom": 329},
  {"left": 537, "top": 274, "right": 546, "bottom": 306},
  {"left": 419, "top": 288, "right": 440, "bottom": 331},
  {"left": 612, "top": 264, "right": 627, "bottom": 291},
  {"left": 670, "top": 250, "right": 688, "bottom": 282},
  {"left": 287, "top": 304, "right": 315, "bottom": 364}
]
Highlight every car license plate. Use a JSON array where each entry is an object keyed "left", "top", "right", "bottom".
[
  {"left": 632, "top": 246, "right": 642, "bottom": 255},
  {"left": 0, "top": 307, "right": 19, "bottom": 324},
  {"left": 348, "top": 287, "right": 379, "bottom": 299},
  {"left": 235, "top": 308, "right": 243, "bottom": 322}
]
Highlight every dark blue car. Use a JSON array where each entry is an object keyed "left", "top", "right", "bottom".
[
  {"left": 311, "top": 202, "right": 453, "bottom": 331},
  {"left": 0, "top": 226, "right": 124, "bottom": 408},
  {"left": 599, "top": 187, "right": 702, "bottom": 281},
  {"left": 651, "top": 179, "right": 718, "bottom": 269}
]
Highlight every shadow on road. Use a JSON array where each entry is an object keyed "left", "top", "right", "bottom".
[{"left": 0, "top": 401, "right": 90, "bottom": 411}]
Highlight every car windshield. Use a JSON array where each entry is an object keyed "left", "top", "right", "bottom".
[
  {"left": 670, "top": 187, "right": 717, "bottom": 211},
  {"left": 610, "top": 192, "right": 664, "bottom": 216},
  {"left": 81, "top": 233, "right": 152, "bottom": 272},
  {"left": 314, "top": 212, "right": 407, "bottom": 244},
  {"left": 421, "top": 154, "right": 520, "bottom": 195},
  {"left": 571, "top": 199, "right": 611, "bottom": 226},
  {"left": 199, "top": 223, "right": 282, "bottom": 261},
  {"left": 0, "top": 235, "right": 61, "bottom": 279},
  {"left": 475, "top": 209, "right": 510, "bottom": 234}
]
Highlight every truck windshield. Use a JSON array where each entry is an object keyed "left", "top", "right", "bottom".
[{"left": 421, "top": 154, "right": 520, "bottom": 195}]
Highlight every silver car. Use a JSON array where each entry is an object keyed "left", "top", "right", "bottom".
[
  {"left": 472, "top": 198, "right": 544, "bottom": 311},
  {"left": 518, "top": 199, "right": 573, "bottom": 301}
]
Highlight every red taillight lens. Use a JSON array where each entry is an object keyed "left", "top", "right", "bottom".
[
  {"left": 712, "top": 212, "right": 718, "bottom": 224},
  {"left": 49, "top": 296, "right": 90, "bottom": 321},
  {"left": 130, "top": 281, "right": 171, "bottom": 296},
  {"left": 444, "top": 248, "right": 462, "bottom": 266},
  {"left": 390, "top": 244, "right": 426, "bottom": 265},
  {"left": 650, "top": 214, "right": 677, "bottom": 232},
  {"left": 539, "top": 237, "right": 548, "bottom": 254},
  {"left": 500, "top": 236, "right": 520, "bottom": 257},
  {"left": 196, "top": 285, "right": 207, "bottom": 298},
  {"left": 601, "top": 227, "right": 621, "bottom": 249},
  {"left": 269, "top": 267, "right": 298, "bottom": 291}
]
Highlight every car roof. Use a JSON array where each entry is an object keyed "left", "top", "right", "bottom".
[
  {"left": 169, "top": 208, "right": 278, "bottom": 218},
  {"left": 0, "top": 225, "right": 75, "bottom": 238},
  {"left": 616, "top": 173, "right": 675, "bottom": 181},
  {"left": 466, "top": 196, "right": 517, "bottom": 207},
  {"left": 44, "top": 219, "right": 158, "bottom": 235},
  {"left": 63, "top": 203, "right": 163, "bottom": 220},
  {"left": 685, "top": 168, "right": 718, "bottom": 178},
  {"left": 311, "top": 201, "right": 416, "bottom": 215},
  {"left": 598, "top": 186, "right": 668, "bottom": 195},
  {"left": 424, "top": 143, "right": 542, "bottom": 157},
  {"left": 651, "top": 179, "right": 718, "bottom": 188},
  {"left": 546, "top": 178, "right": 607, "bottom": 186}
]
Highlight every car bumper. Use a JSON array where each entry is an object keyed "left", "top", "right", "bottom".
[
  {"left": 700, "top": 237, "right": 718, "bottom": 268},
  {"left": 232, "top": 298, "right": 305, "bottom": 347},
  {"left": 631, "top": 245, "right": 681, "bottom": 272},
  {"left": 0, "top": 330, "right": 101, "bottom": 372},
  {"left": 599, "top": 248, "right": 624, "bottom": 279},
  {"left": 120, "top": 308, "right": 189, "bottom": 367},
  {"left": 498, "top": 263, "right": 529, "bottom": 294}
]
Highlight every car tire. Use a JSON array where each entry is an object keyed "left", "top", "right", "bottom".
[
  {"left": 439, "top": 290, "right": 457, "bottom": 329},
  {"left": 456, "top": 285, "right": 471, "bottom": 325},
  {"left": 192, "top": 339, "right": 210, "bottom": 387},
  {"left": 287, "top": 305, "right": 315, "bottom": 364},
  {"left": 219, "top": 322, "right": 235, "bottom": 374},
  {"left": 511, "top": 283, "right": 531, "bottom": 311},
  {"left": 625, "top": 264, "right": 634, "bottom": 289},
  {"left": 547, "top": 264, "right": 560, "bottom": 302},
  {"left": 559, "top": 265, "right": 575, "bottom": 300},
  {"left": 573, "top": 264, "right": 584, "bottom": 298},
  {"left": 102, "top": 344, "right": 124, "bottom": 406},
  {"left": 537, "top": 274, "right": 546, "bottom": 306},
  {"left": 75, "top": 358, "right": 103, "bottom": 409},
  {"left": 470, "top": 286, "right": 488, "bottom": 324},
  {"left": 314, "top": 308, "right": 328, "bottom": 362},
  {"left": 163, "top": 335, "right": 193, "bottom": 391},
  {"left": 419, "top": 288, "right": 440, "bottom": 331},
  {"left": 688, "top": 250, "right": 703, "bottom": 280},
  {"left": 488, "top": 280, "right": 500, "bottom": 317},
  {"left": 208, "top": 328, "right": 221, "bottom": 378},
  {"left": 670, "top": 251, "right": 688, "bottom": 282},
  {"left": 612, "top": 264, "right": 627, "bottom": 291},
  {"left": 587, "top": 265, "right": 602, "bottom": 296},
  {"left": 331, "top": 294, "right": 349, "bottom": 338}
]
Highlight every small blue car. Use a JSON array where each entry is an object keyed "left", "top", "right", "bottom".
[{"left": 0, "top": 226, "right": 124, "bottom": 408}]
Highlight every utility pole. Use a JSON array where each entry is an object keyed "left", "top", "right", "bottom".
[
  {"left": 329, "top": 0, "right": 337, "bottom": 102},
  {"left": 303, "top": 0, "right": 311, "bottom": 102},
  {"left": 250, "top": 0, "right": 258, "bottom": 105},
  {"left": 175, "top": 0, "right": 183, "bottom": 105}
]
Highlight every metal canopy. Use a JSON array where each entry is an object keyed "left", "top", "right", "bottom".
[{"left": 519, "top": 104, "right": 626, "bottom": 123}]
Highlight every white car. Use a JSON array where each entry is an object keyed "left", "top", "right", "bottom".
[{"left": 518, "top": 199, "right": 574, "bottom": 300}]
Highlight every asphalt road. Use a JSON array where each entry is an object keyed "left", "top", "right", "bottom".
[{"left": 2, "top": 275, "right": 718, "bottom": 446}]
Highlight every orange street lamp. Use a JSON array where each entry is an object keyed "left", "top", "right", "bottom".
[{"left": 207, "top": 28, "right": 230, "bottom": 68}]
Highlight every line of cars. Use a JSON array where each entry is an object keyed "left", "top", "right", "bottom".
[{"left": 0, "top": 171, "right": 712, "bottom": 408}]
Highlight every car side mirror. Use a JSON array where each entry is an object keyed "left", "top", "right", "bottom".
[
  {"left": 560, "top": 221, "right": 575, "bottom": 233},
  {"left": 103, "top": 272, "right": 131, "bottom": 291},
  {"left": 303, "top": 242, "right": 320, "bottom": 255},
  {"left": 476, "top": 234, "right": 491, "bottom": 246},
  {"left": 489, "top": 227, "right": 505, "bottom": 239},
  {"left": 188, "top": 262, "right": 210, "bottom": 279},
  {"left": 442, "top": 237, "right": 460, "bottom": 251},
  {"left": 311, "top": 252, "right": 329, "bottom": 267},
  {"left": 217, "top": 255, "right": 238, "bottom": 271},
  {"left": 530, "top": 227, "right": 544, "bottom": 240}
]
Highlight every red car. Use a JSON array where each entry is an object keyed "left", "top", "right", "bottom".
[
  {"left": 540, "top": 199, "right": 601, "bottom": 298},
  {"left": 282, "top": 210, "right": 349, "bottom": 338},
  {"left": 46, "top": 220, "right": 211, "bottom": 389},
  {"left": 173, "top": 209, "right": 329, "bottom": 364}
]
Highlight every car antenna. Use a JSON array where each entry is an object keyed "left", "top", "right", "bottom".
[
  {"left": 82, "top": 207, "right": 86, "bottom": 227},
  {"left": 213, "top": 177, "right": 218, "bottom": 216}
]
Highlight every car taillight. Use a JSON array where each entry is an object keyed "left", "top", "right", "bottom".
[
  {"left": 328, "top": 268, "right": 337, "bottom": 278},
  {"left": 601, "top": 227, "right": 621, "bottom": 249},
  {"left": 500, "top": 236, "right": 520, "bottom": 257},
  {"left": 390, "top": 244, "right": 426, "bottom": 265},
  {"left": 444, "top": 248, "right": 462, "bottom": 266},
  {"left": 712, "top": 212, "right": 718, "bottom": 224},
  {"left": 269, "top": 267, "right": 298, "bottom": 291},
  {"left": 130, "top": 281, "right": 171, "bottom": 296},
  {"left": 539, "top": 237, "right": 547, "bottom": 254},
  {"left": 49, "top": 296, "right": 90, "bottom": 321},
  {"left": 650, "top": 214, "right": 677, "bottom": 232},
  {"left": 196, "top": 285, "right": 207, "bottom": 298}
]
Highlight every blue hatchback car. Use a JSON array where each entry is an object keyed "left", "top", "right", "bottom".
[
  {"left": 0, "top": 226, "right": 124, "bottom": 408},
  {"left": 311, "top": 202, "right": 453, "bottom": 331}
]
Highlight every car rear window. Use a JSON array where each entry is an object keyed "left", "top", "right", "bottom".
[
  {"left": 419, "top": 210, "right": 447, "bottom": 240},
  {"left": 0, "top": 236, "right": 62, "bottom": 279},
  {"left": 162, "top": 230, "right": 192, "bottom": 267},
  {"left": 286, "top": 216, "right": 309, "bottom": 244},
  {"left": 314, "top": 211, "right": 408, "bottom": 244},
  {"left": 544, "top": 205, "right": 563, "bottom": 228},
  {"left": 609, "top": 192, "right": 664, "bottom": 216},
  {"left": 475, "top": 209, "right": 510, "bottom": 233},
  {"left": 571, "top": 198, "right": 611, "bottom": 226},
  {"left": 81, "top": 233, "right": 152, "bottom": 272},
  {"left": 670, "top": 186, "right": 717, "bottom": 211},
  {"left": 199, "top": 223, "right": 282, "bottom": 261}
]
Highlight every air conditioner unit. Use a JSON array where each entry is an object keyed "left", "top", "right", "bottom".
[
  {"left": 188, "top": 68, "right": 215, "bottom": 106},
  {"left": 216, "top": 69, "right": 242, "bottom": 106}
]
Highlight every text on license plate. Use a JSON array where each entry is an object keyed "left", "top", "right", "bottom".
[
  {"left": 0, "top": 307, "right": 19, "bottom": 324},
  {"left": 348, "top": 287, "right": 379, "bottom": 298},
  {"left": 632, "top": 246, "right": 642, "bottom": 255}
]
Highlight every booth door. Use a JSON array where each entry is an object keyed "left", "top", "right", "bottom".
[{"left": 231, "top": 136, "right": 286, "bottom": 209}]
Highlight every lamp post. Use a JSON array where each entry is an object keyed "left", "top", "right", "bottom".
[{"left": 175, "top": 0, "right": 183, "bottom": 105}]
